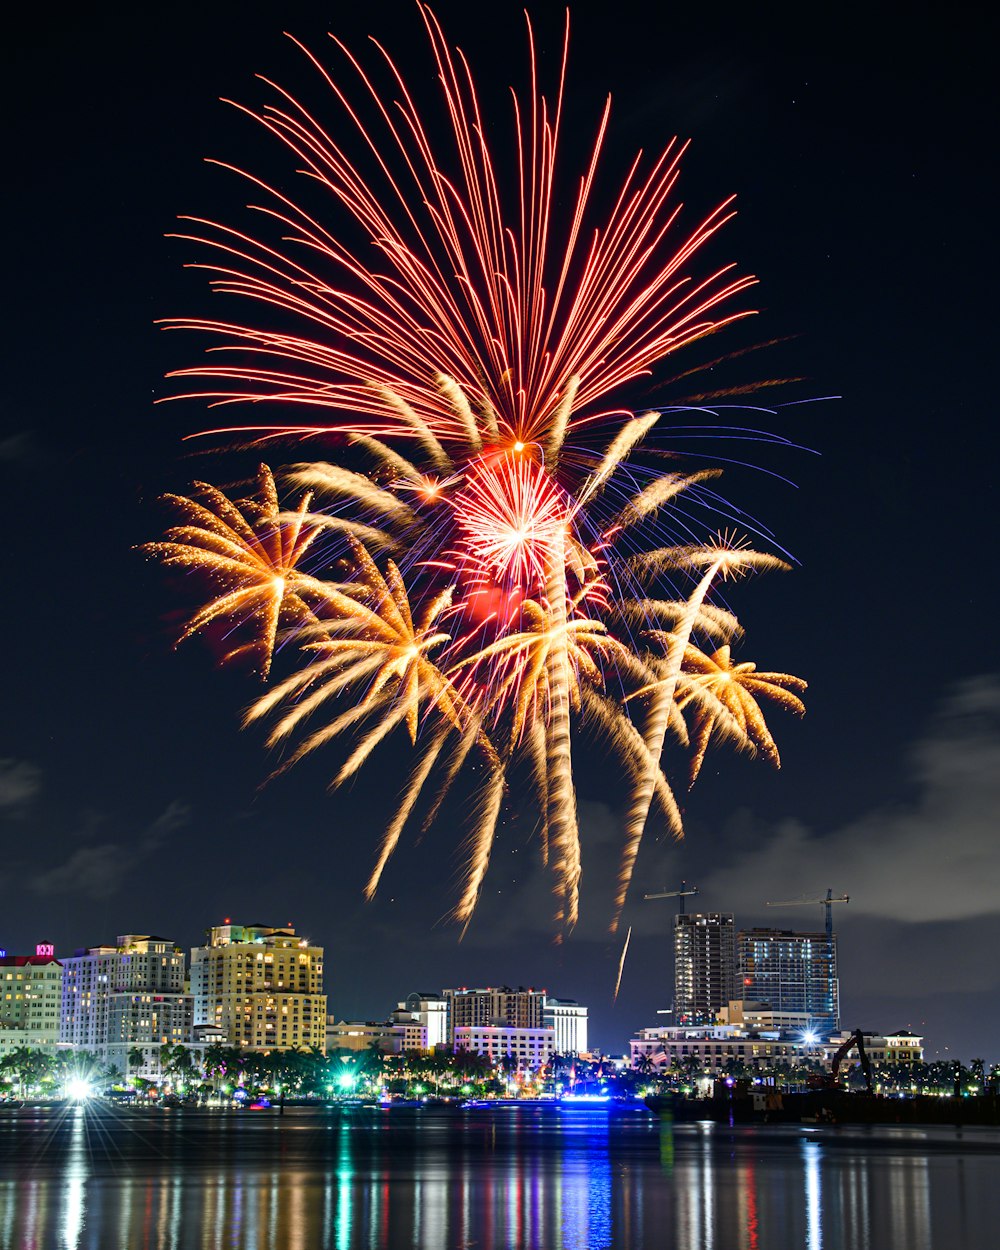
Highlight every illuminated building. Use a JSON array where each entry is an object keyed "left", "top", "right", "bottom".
[
  {"left": 453, "top": 1024, "right": 555, "bottom": 1070},
  {"left": 630, "top": 1019, "right": 814, "bottom": 1074},
  {"left": 442, "top": 986, "right": 545, "bottom": 1044},
  {"left": 673, "top": 914, "right": 737, "bottom": 1024},
  {"left": 190, "top": 922, "right": 326, "bottom": 1053},
  {"left": 737, "top": 927, "right": 839, "bottom": 1034},
  {"left": 542, "top": 997, "right": 588, "bottom": 1055},
  {"left": 59, "top": 935, "right": 192, "bottom": 1075},
  {"left": 821, "top": 1030, "right": 924, "bottom": 1065},
  {"left": 400, "top": 992, "right": 448, "bottom": 1049},
  {"left": 0, "top": 945, "right": 63, "bottom": 1055},
  {"left": 326, "top": 1015, "right": 427, "bottom": 1054}
]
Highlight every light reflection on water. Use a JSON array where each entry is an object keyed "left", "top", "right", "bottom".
[{"left": 0, "top": 1106, "right": 998, "bottom": 1249}]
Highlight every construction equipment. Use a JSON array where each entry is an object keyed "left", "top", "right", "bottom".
[
  {"left": 766, "top": 888, "right": 848, "bottom": 948},
  {"left": 644, "top": 881, "right": 699, "bottom": 914},
  {"left": 830, "top": 1029, "right": 873, "bottom": 1094}
]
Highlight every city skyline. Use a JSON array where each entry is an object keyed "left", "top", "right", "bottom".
[
  {"left": 3, "top": 0, "right": 997, "bottom": 1066},
  {"left": 0, "top": 900, "right": 923, "bottom": 1060}
]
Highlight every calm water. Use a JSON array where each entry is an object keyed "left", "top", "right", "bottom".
[{"left": 1, "top": 1103, "right": 998, "bottom": 1249}]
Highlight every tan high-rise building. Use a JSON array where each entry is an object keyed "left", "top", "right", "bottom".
[{"left": 190, "top": 922, "right": 326, "bottom": 1053}]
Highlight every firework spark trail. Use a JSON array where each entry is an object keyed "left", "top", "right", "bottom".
[
  {"left": 611, "top": 542, "right": 791, "bottom": 932},
  {"left": 678, "top": 644, "right": 807, "bottom": 784},
  {"left": 140, "top": 465, "right": 327, "bottom": 677},
  {"left": 365, "top": 721, "right": 452, "bottom": 901},
  {"left": 453, "top": 761, "right": 506, "bottom": 933},
  {"left": 542, "top": 532, "right": 581, "bottom": 929},
  {"left": 162, "top": 12, "right": 756, "bottom": 442}
]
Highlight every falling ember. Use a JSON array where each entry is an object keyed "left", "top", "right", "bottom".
[
  {"left": 614, "top": 926, "right": 633, "bottom": 1003},
  {"left": 147, "top": 10, "right": 807, "bottom": 934}
]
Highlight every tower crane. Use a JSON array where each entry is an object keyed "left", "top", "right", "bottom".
[
  {"left": 766, "top": 888, "right": 849, "bottom": 947},
  {"left": 644, "top": 881, "right": 700, "bottom": 915}
]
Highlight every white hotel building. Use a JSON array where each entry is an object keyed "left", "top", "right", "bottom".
[
  {"left": 453, "top": 1025, "right": 555, "bottom": 1070},
  {"left": 60, "top": 934, "right": 192, "bottom": 1075}
]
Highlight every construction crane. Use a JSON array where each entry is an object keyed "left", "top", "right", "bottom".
[
  {"left": 766, "top": 888, "right": 849, "bottom": 947},
  {"left": 644, "top": 881, "right": 699, "bottom": 915}
]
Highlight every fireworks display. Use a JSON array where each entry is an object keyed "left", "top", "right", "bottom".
[{"left": 145, "top": 9, "right": 807, "bottom": 934}]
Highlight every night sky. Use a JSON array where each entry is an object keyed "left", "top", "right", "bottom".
[{"left": 4, "top": 1, "right": 997, "bottom": 1060}]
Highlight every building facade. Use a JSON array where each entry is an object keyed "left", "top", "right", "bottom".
[
  {"left": 674, "top": 914, "right": 737, "bottom": 1024},
  {"left": 0, "top": 947, "right": 63, "bottom": 1056},
  {"left": 190, "top": 922, "right": 326, "bottom": 1053},
  {"left": 820, "top": 1030, "right": 924, "bottom": 1066},
  {"left": 326, "top": 1016, "right": 428, "bottom": 1055},
  {"left": 543, "top": 998, "right": 588, "bottom": 1056},
  {"left": 401, "top": 993, "right": 448, "bottom": 1049},
  {"left": 443, "top": 986, "right": 545, "bottom": 1044},
  {"left": 59, "top": 935, "right": 192, "bottom": 1075},
  {"left": 737, "top": 928, "right": 839, "bottom": 1034},
  {"left": 453, "top": 1024, "right": 555, "bottom": 1070},
  {"left": 630, "top": 1023, "right": 806, "bottom": 1074}
]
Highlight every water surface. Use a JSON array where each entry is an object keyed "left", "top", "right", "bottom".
[{"left": 1, "top": 1103, "right": 997, "bottom": 1249}]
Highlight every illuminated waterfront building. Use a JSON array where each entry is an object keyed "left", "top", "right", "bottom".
[
  {"left": 630, "top": 1022, "right": 804, "bottom": 1074},
  {"left": 0, "top": 945, "right": 63, "bottom": 1056},
  {"left": 673, "top": 914, "right": 737, "bottom": 1024},
  {"left": 400, "top": 992, "right": 449, "bottom": 1049},
  {"left": 542, "top": 997, "right": 588, "bottom": 1056},
  {"left": 190, "top": 922, "right": 326, "bottom": 1053},
  {"left": 630, "top": 1019, "right": 923, "bottom": 1075},
  {"left": 453, "top": 1024, "right": 555, "bottom": 1070},
  {"left": 326, "top": 1014, "right": 428, "bottom": 1054},
  {"left": 59, "top": 935, "right": 192, "bottom": 1074},
  {"left": 442, "top": 986, "right": 545, "bottom": 1043},
  {"left": 821, "top": 1030, "right": 924, "bottom": 1065},
  {"left": 737, "top": 927, "right": 839, "bottom": 1034}
]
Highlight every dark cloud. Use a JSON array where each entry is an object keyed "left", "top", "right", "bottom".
[
  {"left": 30, "top": 800, "right": 192, "bottom": 902},
  {"left": 31, "top": 844, "right": 129, "bottom": 902},
  {"left": 0, "top": 432, "right": 36, "bottom": 464},
  {"left": 698, "top": 674, "right": 1000, "bottom": 923},
  {"left": 140, "top": 799, "right": 192, "bottom": 851},
  {"left": 0, "top": 759, "right": 42, "bottom": 813}
]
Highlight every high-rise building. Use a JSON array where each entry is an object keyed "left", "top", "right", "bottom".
[
  {"left": 442, "top": 986, "right": 545, "bottom": 1044},
  {"left": 0, "top": 945, "right": 63, "bottom": 1056},
  {"left": 673, "top": 913, "right": 737, "bottom": 1024},
  {"left": 59, "top": 935, "right": 192, "bottom": 1074},
  {"left": 737, "top": 928, "right": 839, "bottom": 1034},
  {"left": 542, "top": 997, "right": 588, "bottom": 1055},
  {"left": 190, "top": 922, "right": 326, "bottom": 1053}
]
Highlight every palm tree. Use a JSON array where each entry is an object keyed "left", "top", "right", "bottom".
[
  {"left": 158, "top": 1042, "right": 174, "bottom": 1081},
  {"left": 634, "top": 1053, "right": 655, "bottom": 1078},
  {"left": 169, "top": 1045, "right": 195, "bottom": 1086},
  {"left": 128, "top": 1047, "right": 145, "bottom": 1083}
]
